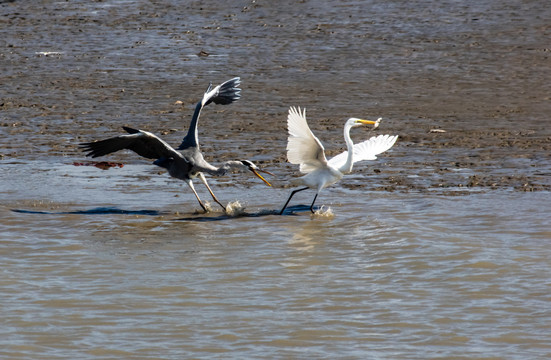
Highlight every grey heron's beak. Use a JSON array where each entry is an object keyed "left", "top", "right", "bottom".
[{"left": 250, "top": 167, "right": 274, "bottom": 187}]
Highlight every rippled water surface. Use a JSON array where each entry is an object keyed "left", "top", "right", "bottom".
[
  {"left": 2, "top": 0, "right": 551, "bottom": 359},
  {"left": 1, "top": 161, "right": 550, "bottom": 359}
]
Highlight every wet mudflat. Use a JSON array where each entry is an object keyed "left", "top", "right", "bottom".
[{"left": 1, "top": 0, "right": 550, "bottom": 359}]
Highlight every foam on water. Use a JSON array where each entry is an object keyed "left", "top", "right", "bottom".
[
  {"left": 311, "top": 205, "right": 335, "bottom": 219},
  {"left": 225, "top": 200, "right": 247, "bottom": 217}
]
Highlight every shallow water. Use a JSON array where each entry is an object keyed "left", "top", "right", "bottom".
[
  {"left": 2, "top": 0, "right": 551, "bottom": 359},
  {"left": 1, "top": 161, "right": 550, "bottom": 359}
]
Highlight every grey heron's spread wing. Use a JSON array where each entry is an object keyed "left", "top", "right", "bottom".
[
  {"left": 178, "top": 77, "right": 242, "bottom": 151},
  {"left": 80, "top": 127, "right": 180, "bottom": 160},
  {"left": 204, "top": 77, "right": 241, "bottom": 106}
]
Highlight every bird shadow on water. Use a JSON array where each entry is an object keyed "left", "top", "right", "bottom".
[
  {"left": 174, "top": 205, "right": 316, "bottom": 221},
  {"left": 11, "top": 207, "right": 162, "bottom": 216},
  {"left": 174, "top": 210, "right": 278, "bottom": 222},
  {"left": 11, "top": 205, "right": 321, "bottom": 221}
]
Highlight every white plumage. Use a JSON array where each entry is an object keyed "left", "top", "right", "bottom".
[
  {"left": 280, "top": 106, "right": 398, "bottom": 214},
  {"left": 286, "top": 106, "right": 328, "bottom": 174},
  {"left": 327, "top": 134, "right": 399, "bottom": 169}
]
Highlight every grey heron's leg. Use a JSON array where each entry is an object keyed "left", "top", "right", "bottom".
[
  {"left": 309, "top": 193, "right": 319, "bottom": 213},
  {"left": 279, "top": 187, "right": 309, "bottom": 215},
  {"left": 198, "top": 173, "right": 226, "bottom": 210},
  {"left": 185, "top": 179, "right": 208, "bottom": 212}
]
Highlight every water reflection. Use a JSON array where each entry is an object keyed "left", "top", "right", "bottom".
[{"left": 287, "top": 219, "right": 326, "bottom": 252}]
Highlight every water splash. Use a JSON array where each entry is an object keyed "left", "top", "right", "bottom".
[
  {"left": 203, "top": 202, "right": 215, "bottom": 213},
  {"left": 311, "top": 205, "right": 334, "bottom": 219},
  {"left": 225, "top": 200, "right": 247, "bottom": 217}
]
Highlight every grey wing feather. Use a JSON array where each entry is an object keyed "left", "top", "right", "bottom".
[
  {"left": 80, "top": 128, "right": 179, "bottom": 159},
  {"left": 177, "top": 77, "right": 242, "bottom": 151},
  {"left": 205, "top": 77, "right": 241, "bottom": 106}
]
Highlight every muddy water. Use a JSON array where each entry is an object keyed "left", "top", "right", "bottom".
[{"left": 2, "top": 0, "right": 551, "bottom": 359}]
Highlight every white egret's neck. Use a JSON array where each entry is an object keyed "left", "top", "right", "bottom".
[{"left": 340, "top": 122, "right": 355, "bottom": 174}]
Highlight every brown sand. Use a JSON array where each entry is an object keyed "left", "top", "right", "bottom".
[{"left": 1, "top": 0, "right": 550, "bottom": 194}]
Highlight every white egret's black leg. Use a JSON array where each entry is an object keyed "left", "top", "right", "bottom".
[
  {"left": 198, "top": 173, "right": 226, "bottom": 210},
  {"left": 185, "top": 179, "right": 208, "bottom": 212},
  {"left": 309, "top": 193, "right": 319, "bottom": 213},
  {"left": 279, "top": 187, "right": 309, "bottom": 215}
]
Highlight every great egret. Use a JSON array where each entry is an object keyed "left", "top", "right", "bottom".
[
  {"left": 80, "top": 77, "right": 273, "bottom": 212},
  {"left": 280, "top": 106, "right": 398, "bottom": 215}
]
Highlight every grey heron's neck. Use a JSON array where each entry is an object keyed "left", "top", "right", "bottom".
[
  {"left": 181, "top": 101, "right": 203, "bottom": 149},
  {"left": 209, "top": 161, "right": 245, "bottom": 176}
]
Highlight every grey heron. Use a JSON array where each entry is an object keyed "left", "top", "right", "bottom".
[
  {"left": 80, "top": 77, "right": 273, "bottom": 212},
  {"left": 279, "top": 106, "right": 398, "bottom": 215}
]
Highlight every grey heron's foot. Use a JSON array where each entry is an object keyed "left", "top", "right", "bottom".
[
  {"left": 214, "top": 200, "right": 227, "bottom": 212},
  {"left": 197, "top": 200, "right": 209, "bottom": 213}
]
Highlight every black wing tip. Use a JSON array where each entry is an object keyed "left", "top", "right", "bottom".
[
  {"left": 78, "top": 144, "right": 99, "bottom": 158},
  {"left": 223, "top": 77, "right": 241, "bottom": 86},
  {"left": 122, "top": 126, "right": 140, "bottom": 134},
  {"left": 78, "top": 142, "right": 93, "bottom": 150},
  {"left": 78, "top": 139, "right": 110, "bottom": 158},
  {"left": 212, "top": 77, "right": 242, "bottom": 105},
  {"left": 212, "top": 93, "right": 241, "bottom": 105},
  {"left": 220, "top": 77, "right": 241, "bottom": 92}
]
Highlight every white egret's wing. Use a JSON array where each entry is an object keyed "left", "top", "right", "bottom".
[
  {"left": 286, "top": 106, "right": 328, "bottom": 173},
  {"left": 328, "top": 134, "right": 398, "bottom": 169}
]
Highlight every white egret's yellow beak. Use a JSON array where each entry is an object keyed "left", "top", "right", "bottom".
[
  {"left": 250, "top": 168, "right": 274, "bottom": 187},
  {"left": 356, "top": 119, "right": 377, "bottom": 125},
  {"left": 356, "top": 118, "right": 381, "bottom": 130}
]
